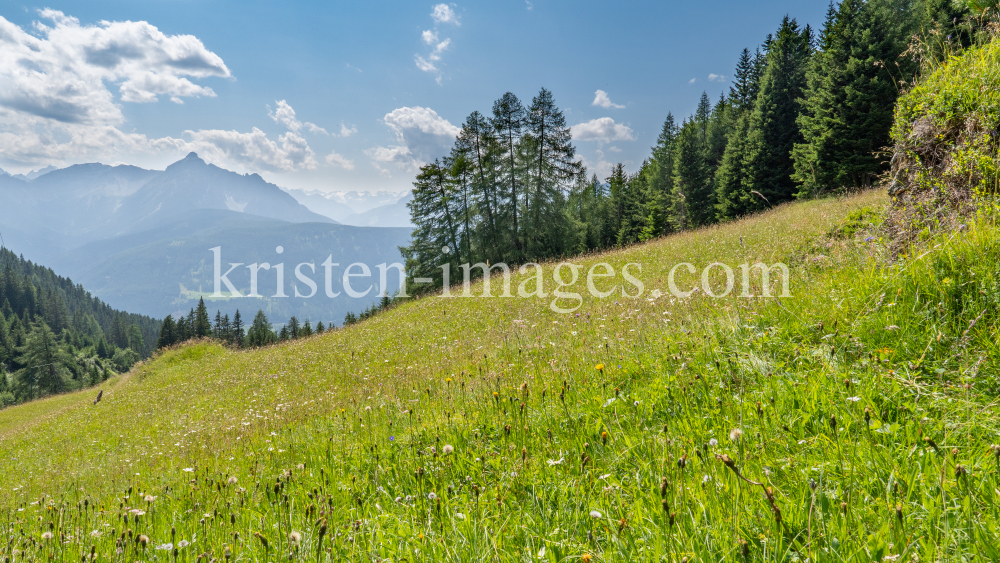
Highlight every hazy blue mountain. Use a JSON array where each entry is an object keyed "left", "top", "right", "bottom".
[
  {"left": 11, "top": 165, "right": 59, "bottom": 181},
  {"left": 59, "top": 209, "right": 411, "bottom": 323},
  {"left": 340, "top": 192, "right": 414, "bottom": 227},
  {"left": 286, "top": 187, "right": 413, "bottom": 227},
  {"left": 0, "top": 154, "right": 411, "bottom": 325}
]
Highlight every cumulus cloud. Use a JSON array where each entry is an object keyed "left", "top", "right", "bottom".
[
  {"left": 431, "top": 4, "right": 459, "bottom": 25},
  {"left": 708, "top": 73, "right": 726, "bottom": 82},
  {"left": 571, "top": 117, "right": 635, "bottom": 143},
  {"left": 325, "top": 150, "right": 355, "bottom": 170},
  {"left": 592, "top": 90, "right": 625, "bottom": 109},
  {"left": 182, "top": 128, "right": 317, "bottom": 172},
  {"left": 338, "top": 123, "right": 358, "bottom": 137},
  {"left": 368, "top": 106, "right": 459, "bottom": 171},
  {"left": 268, "top": 100, "right": 327, "bottom": 135},
  {"left": 0, "top": 10, "right": 229, "bottom": 127}
]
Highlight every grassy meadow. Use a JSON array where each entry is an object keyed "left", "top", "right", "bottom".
[{"left": 2, "top": 189, "right": 1000, "bottom": 562}]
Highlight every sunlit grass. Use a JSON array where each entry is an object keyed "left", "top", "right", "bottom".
[{"left": 3, "top": 189, "right": 999, "bottom": 561}]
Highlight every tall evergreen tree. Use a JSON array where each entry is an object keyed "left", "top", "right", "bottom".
[
  {"left": 522, "top": 88, "right": 580, "bottom": 257},
  {"left": 157, "top": 315, "right": 176, "bottom": 349},
  {"left": 793, "top": 0, "right": 914, "bottom": 195},
  {"left": 231, "top": 309, "right": 244, "bottom": 348},
  {"left": 193, "top": 297, "right": 212, "bottom": 338},
  {"left": 246, "top": 310, "right": 276, "bottom": 348},
  {"left": 15, "top": 320, "right": 72, "bottom": 400},
  {"left": 491, "top": 92, "right": 528, "bottom": 256},
  {"left": 739, "top": 17, "right": 813, "bottom": 212}
]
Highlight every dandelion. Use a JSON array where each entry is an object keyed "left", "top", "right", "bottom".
[
  {"left": 589, "top": 510, "right": 602, "bottom": 518},
  {"left": 443, "top": 444, "right": 454, "bottom": 455},
  {"left": 183, "top": 467, "right": 194, "bottom": 472},
  {"left": 227, "top": 476, "right": 239, "bottom": 485},
  {"left": 178, "top": 540, "right": 190, "bottom": 548},
  {"left": 144, "top": 495, "right": 157, "bottom": 502},
  {"left": 595, "top": 364, "right": 604, "bottom": 372},
  {"left": 708, "top": 438, "right": 718, "bottom": 447},
  {"left": 41, "top": 531, "right": 54, "bottom": 540},
  {"left": 428, "top": 492, "right": 438, "bottom": 501},
  {"left": 156, "top": 543, "right": 173, "bottom": 551},
  {"left": 138, "top": 535, "right": 149, "bottom": 548},
  {"left": 729, "top": 428, "right": 743, "bottom": 442},
  {"left": 582, "top": 555, "right": 592, "bottom": 563},
  {"left": 289, "top": 531, "right": 302, "bottom": 543}
]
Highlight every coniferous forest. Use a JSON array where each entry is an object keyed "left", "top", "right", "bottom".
[
  {"left": 0, "top": 248, "right": 161, "bottom": 407},
  {"left": 401, "top": 0, "right": 976, "bottom": 291}
]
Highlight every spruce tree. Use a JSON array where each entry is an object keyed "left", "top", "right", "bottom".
[
  {"left": 793, "top": 0, "right": 913, "bottom": 195},
  {"left": 246, "top": 310, "right": 275, "bottom": 348},
  {"left": 288, "top": 316, "right": 300, "bottom": 339},
  {"left": 157, "top": 315, "right": 176, "bottom": 349},
  {"left": 316, "top": 321, "right": 325, "bottom": 333},
  {"left": 193, "top": 298, "right": 212, "bottom": 338},
  {"left": 231, "top": 310, "right": 244, "bottom": 348},
  {"left": 739, "top": 17, "right": 813, "bottom": 212},
  {"left": 15, "top": 319, "right": 72, "bottom": 400}
]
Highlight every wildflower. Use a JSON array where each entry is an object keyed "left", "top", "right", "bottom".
[
  {"left": 595, "top": 364, "right": 604, "bottom": 372},
  {"left": 847, "top": 396, "right": 860, "bottom": 402},
  {"left": 443, "top": 444, "right": 454, "bottom": 455},
  {"left": 289, "top": 531, "right": 302, "bottom": 543},
  {"left": 227, "top": 476, "right": 238, "bottom": 485},
  {"left": 178, "top": 540, "right": 190, "bottom": 548},
  {"left": 708, "top": 438, "right": 718, "bottom": 447},
  {"left": 156, "top": 543, "right": 173, "bottom": 551},
  {"left": 589, "top": 510, "right": 602, "bottom": 519},
  {"left": 138, "top": 535, "right": 149, "bottom": 548},
  {"left": 428, "top": 492, "right": 438, "bottom": 501},
  {"left": 144, "top": 495, "right": 157, "bottom": 502},
  {"left": 41, "top": 531, "right": 54, "bottom": 540},
  {"left": 389, "top": 436, "right": 395, "bottom": 442},
  {"left": 582, "top": 555, "right": 592, "bottom": 563},
  {"left": 455, "top": 512, "right": 465, "bottom": 520},
  {"left": 183, "top": 468, "right": 194, "bottom": 472},
  {"left": 729, "top": 428, "right": 743, "bottom": 442}
]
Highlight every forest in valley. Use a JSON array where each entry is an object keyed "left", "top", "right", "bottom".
[{"left": 400, "top": 0, "right": 978, "bottom": 291}]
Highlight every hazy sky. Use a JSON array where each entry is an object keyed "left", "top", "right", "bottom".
[{"left": 0, "top": 0, "right": 829, "bottom": 193}]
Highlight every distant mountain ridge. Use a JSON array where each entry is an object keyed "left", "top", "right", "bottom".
[
  {"left": 285, "top": 187, "right": 413, "bottom": 227},
  {"left": 0, "top": 154, "right": 409, "bottom": 325}
]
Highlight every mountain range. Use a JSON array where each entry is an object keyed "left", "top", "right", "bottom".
[
  {"left": 283, "top": 188, "right": 413, "bottom": 228},
  {"left": 0, "top": 154, "right": 411, "bottom": 325}
]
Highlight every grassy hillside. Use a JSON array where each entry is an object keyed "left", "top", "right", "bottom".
[{"left": 2, "top": 189, "right": 1000, "bottom": 562}]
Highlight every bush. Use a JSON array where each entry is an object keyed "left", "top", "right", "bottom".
[{"left": 112, "top": 348, "right": 140, "bottom": 373}]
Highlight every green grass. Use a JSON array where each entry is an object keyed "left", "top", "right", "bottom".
[{"left": 3, "top": 190, "right": 1000, "bottom": 562}]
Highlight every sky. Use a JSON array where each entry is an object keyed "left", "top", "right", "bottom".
[{"left": 0, "top": 0, "right": 830, "bottom": 194}]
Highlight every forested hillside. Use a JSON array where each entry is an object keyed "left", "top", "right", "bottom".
[
  {"left": 403, "top": 0, "right": 978, "bottom": 291},
  {"left": 0, "top": 247, "right": 160, "bottom": 408}
]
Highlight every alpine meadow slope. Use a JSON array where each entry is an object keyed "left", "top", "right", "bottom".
[{"left": 3, "top": 187, "right": 1000, "bottom": 561}]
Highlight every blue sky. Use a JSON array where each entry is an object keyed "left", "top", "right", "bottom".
[{"left": 0, "top": 0, "right": 829, "bottom": 193}]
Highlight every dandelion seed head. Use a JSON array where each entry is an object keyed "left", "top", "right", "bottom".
[{"left": 589, "top": 510, "right": 602, "bottom": 518}]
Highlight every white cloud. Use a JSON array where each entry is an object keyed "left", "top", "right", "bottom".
[
  {"left": 708, "top": 73, "right": 726, "bottom": 82},
  {"left": 338, "top": 123, "right": 358, "bottom": 137},
  {"left": 306, "top": 123, "right": 329, "bottom": 135},
  {"left": 526, "top": 0, "right": 534, "bottom": 10},
  {"left": 592, "top": 90, "right": 625, "bottom": 109},
  {"left": 689, "top": 78, "right": 697, "bottom": 84},
  {"left": 182, "top": 128, "right": 317, "bottom": 172},
  {"left": 268, "top": 100, "right": 301, "bottom": 132},
  {"left": 571, "top": 117, "right": 635, "bottom": 143},
  {"left": 368, "top": 106, "right": 459, "bottom": 171},
  {"left": 422, "top": 29, "right": 439, "bottom": 45},
  {"left": 0, "top": 10, "right": 229, "bottom": 127},
  {"left": 431, "top": 4, "right": 459, "bottom": 25},
  {"left": 325, "top": 150, "right": 355, "bottom": 170},
  {"left": 415, "top": 55, "right": 438, "bottom": 73},
  {"left": 429, "top": 38, "right": 451, "bottom": 61}
]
